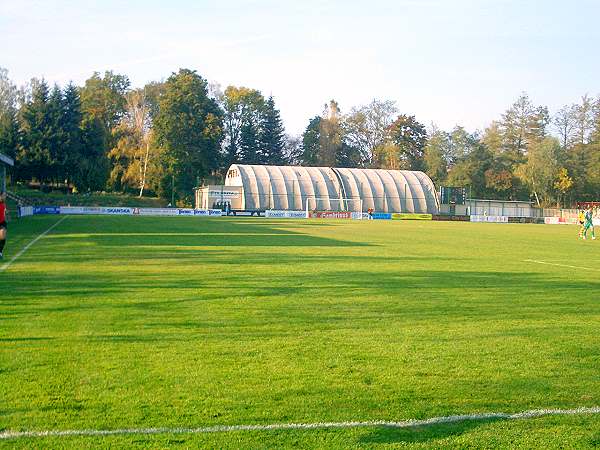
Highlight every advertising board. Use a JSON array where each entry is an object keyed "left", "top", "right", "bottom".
[
  {"left": 309, "top": 211, "right": 353, "bottom": 219},
  {"left": 265, "top": 210, "right": 307, "bottom": 219},
  {"left": 33, "top": 206, "right": 60, "bottom": 215},
  {"left": 392, "top": 213, "right": 433, "bottom": 220},
  {"left": 470, "top": 215, "right": 508, "bottom": 223}
]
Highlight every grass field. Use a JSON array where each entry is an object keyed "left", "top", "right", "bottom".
[{"left": 1, "top": 216, "right": 599, "bottom": 448}]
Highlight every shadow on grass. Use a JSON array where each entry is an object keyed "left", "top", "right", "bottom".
[
  {"left": 3, "top": 268, "right": 598, "bottom": 326},
  {"left": 360, "top": 418, "right": 502, "bottom": 445}
]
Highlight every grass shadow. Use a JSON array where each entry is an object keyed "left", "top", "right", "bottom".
[{"left": 359, "top": 418, "right": 503, "bottom": 445}]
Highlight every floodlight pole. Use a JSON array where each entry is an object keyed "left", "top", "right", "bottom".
[{"left": 171, "top": 174, "right": 175, "bottom": 207}]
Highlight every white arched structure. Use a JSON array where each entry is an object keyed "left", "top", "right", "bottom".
[{"left": 225, "top": 164, "right": 439, "bottom": 214}]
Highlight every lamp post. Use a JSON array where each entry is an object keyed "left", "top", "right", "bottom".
[{"left": 171, "top": 174, "right": 175, "bottom": 207}]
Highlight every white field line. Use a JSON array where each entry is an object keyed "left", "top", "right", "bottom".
[
  {"left": 523, "top": 259, "right": 600, "bottom": 272},
  {"left": 0, "top": 216, "right": 67, "bottom": 272},
  {"left": 1, "top": 406, "right": 599, "bottom": 440}
]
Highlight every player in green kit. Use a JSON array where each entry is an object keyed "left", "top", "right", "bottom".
[{"left": 582, "top": 207, "right": 595, "bottom": 240}]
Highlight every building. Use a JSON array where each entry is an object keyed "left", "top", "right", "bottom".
[
  {"left": 0, "top": 152, "right": 14, "bottom": 192},
  {"left": 201, "top": 164, "right": 439, "bottom": 214}
]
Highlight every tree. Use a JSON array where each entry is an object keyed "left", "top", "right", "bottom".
[
  {"left": 258, "top": 96, "right": 286, "bottom": 165},
  {"left": 239, "top": 118, "right": 260, "bottom": 164},
  {"left": 318, "top": 100, "right": 343, "bottom": 166},
  {"left": 343, "top": 99, "right": 397, "bottom": 166},
  {"left": 0, "top": 68, "right": 19, "bottom": 166},
  {"left": 573, "top": 94, "right": 595, "bottom": 145},
  {"left": 553, "top": 104, "right": 577, "bottom": 150},
  {"left": 423, "top": 126, "right": 449, "bottom": 184},
  {"left": 373, "top": 142, "right": 403, "bottom": 170},
  {"left": 448, "top": 126, "right": 479, "bottom": 165},
  {"left": 79, "top": 71, "right": 130, "bottom": 190},
  {"left": 17, "top": 79, "right": 52, "bottom": 182},
  {"left": 516, "top": 137, "right": 561, "bottom": 206},
  {"left": 154, "top": 69, "right": 223, "bottom": 202},
  {"left": 554, "top": 167, "right": 573, "bottom": 207},
  {"left": 108, "top": 89, "right": 159, "bottom": 196},
  {"left": 220, "top": 86, "right": 264, "bottom": 166},
  {"left": 481, "top": 121, "right": 503, "bottom": 156},
  {"left": 283, "top": 134, "right": 303, "bottom": 166},
  {"left": 61, "top": 83, "right": 84, "bottom": 186},
  {"left": 46, "top": 84, "right": 65, "bottom": 183},
  {"left": 499, "top": 93, "right": 549, "bottom": 164},
  {"left": 387, "top": 114, "right": 427, "bottom": 170},
  {"left": 300, "top": 116, "right": 321, "bottom": 166},
  {"left": 446, "top": 143, "right": 494, "bottom": 198},
  {"left": 80, "top": 71, "right": 130, "bottom": 134},
  {"left": 78, "top": 116, "right": 109, "bottom": 191}
]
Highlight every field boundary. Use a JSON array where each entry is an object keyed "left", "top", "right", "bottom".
[
  {"left": 0, "top": 216, "right": 67, "bottom": 272},
  {"left": 1, "top": 406, "right": 599, "bottom": 440},
  {"left": 523, "top": 259, "right": 600, "bottom": 271}
]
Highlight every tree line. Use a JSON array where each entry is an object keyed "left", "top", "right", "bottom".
[{"left": 1, "top": 66, "right": 599, "bottom": 206}]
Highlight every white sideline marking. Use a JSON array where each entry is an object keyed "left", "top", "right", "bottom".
[
  {"left": 1, "top": 406, "right": 599, "bottom": 440},
  {"left": 523, "top": 259, "right": 600, "bottom": 271},
  {"left": 0, "top": 216, "right": 67, "bottom": 272}
]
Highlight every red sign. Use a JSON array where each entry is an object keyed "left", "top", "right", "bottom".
[{"left": 309, "top": 211, "right": 352, "bottom": 219}]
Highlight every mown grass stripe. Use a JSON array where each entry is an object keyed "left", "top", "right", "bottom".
[{"left": 1, "top": 406, "right": 599, "bottom": 440}]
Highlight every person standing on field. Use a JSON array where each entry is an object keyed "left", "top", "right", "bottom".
[
  {"left": 582, "top": 207, "right": 596, "bottom": 240},
  {"left": 578, "top": 209, "right": 586, "bottom": 239},
  {"left": 0, "top": 192, "right": 7, "bottom": 258}
]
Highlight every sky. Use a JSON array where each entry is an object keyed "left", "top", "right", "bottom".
[{"left": 1, "top": 0, "right": 599, "bottom": 135}]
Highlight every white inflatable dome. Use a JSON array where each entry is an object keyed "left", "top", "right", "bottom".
[{"left": 225, "top": 164, "right": 439, "bottom": 214}]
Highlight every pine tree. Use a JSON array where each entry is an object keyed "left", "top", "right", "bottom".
[
  {"left": 239, "top": 118, "right": 259, "bottom": 164},
  {"left": 47, "top": 84, "right": 65, "bottom": 183},
  {"left": 18, "top": 79, "right": 52, "bottom": 182},
  {"left": 61, "top": 83, "right": 83, "bottom": 187},
  {"left": 259, "top": 96, "right": 286, "bottom": 165},
  {"left": 301, "top": 116, "right": 321, "bottom": 166}
]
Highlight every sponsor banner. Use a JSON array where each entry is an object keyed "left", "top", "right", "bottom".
[
  {"left": 59, "top": 206, "right": 133, "bottom": 215},
  {"left": 372, "top": 213, "right": 392, "bottom": 220},
  {"left": 508, "top": 217, "right": 544, "bottom": 224},
  {"left": 470, "top": 215, "right": 508, "bottom": 223},
  {"left": 392, "top": 213, "right": 433, "bottom": 220},
  {"left": 594, "top": 218, "right": 600, "bottom": 226},
  {"left": 19, "top": 206, "right": 34, "bottom": 217},
  {"left": 33, "top": 206, "right": 60, "bottom": 215},
  {"left": 351, "top": 212, "right": 369, "bottom": 220},
  {"left": 103, "top": 207, "right": 133, "bottom": 215},
  {"left": 544, "top": 217, "right": 578, "bottom": 225},
  {"left": 59, "top": 206, "right": 104, "bottom": 215},
  {"left": 22, "top": 205, "right": 224, "bottom": 218},
  {"left": 432, "top": 214, "right": 470, "bottom": 222},
  {"left": 136, "top": 208, "right": 178, "bottom": 216},
  {"left": 194, "top": 209, "right": 224, "bottom": 217},
  {"left": 207, "top": 190, "right": 240, "bottom": 198},
  {"left": 265, "top": 210, "right": 307, "bottom": 219},
  {"left": 309, "top": 211, "right": 353, "bottom": 219}
]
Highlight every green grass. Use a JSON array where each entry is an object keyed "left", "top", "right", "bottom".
[{"left": 1, "top": 216, "right": 599, "bottom": 448}]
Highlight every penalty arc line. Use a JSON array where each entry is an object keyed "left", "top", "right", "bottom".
[
  {"left": 523, "top": 259, "right": 600, "bottom": 272},
  {"left": 1, "top": 406, "right": 599, "bottom": 440},
  {"left": 0, "top": 216, "right": 67, "bottom": 272}
]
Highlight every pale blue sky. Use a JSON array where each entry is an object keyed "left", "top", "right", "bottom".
[{"left": 1, "top": 0, "right": 599, "bottom": 135}]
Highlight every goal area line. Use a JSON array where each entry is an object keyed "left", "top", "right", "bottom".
[{"left": 2, "top": 406, "right": 599, "bottom": 440}]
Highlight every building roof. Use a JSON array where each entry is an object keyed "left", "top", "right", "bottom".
[
  {"left": 0, "top": 153, "right": 14, "bottom": 166},
  {"left": 225, "top": 164, "right": 439, "bottom": 214}
]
